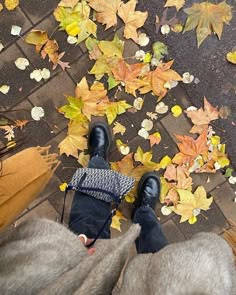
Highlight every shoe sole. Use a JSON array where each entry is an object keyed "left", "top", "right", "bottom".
[{"left": 88, "top": 121, "right": 112, "bottom": 160}]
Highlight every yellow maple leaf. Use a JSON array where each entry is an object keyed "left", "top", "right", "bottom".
[
  {"left": 111, "top": 210, "right": 127, "bottom": 231},
  {"left": 78, "top": 152, "right": 90, "bottom": 167},
  {"left": 183, "top": 1, "right": 233, "bottom": 47},
  {"left": 171, "top": 186, "right": 213, "bottom": 224},
  {"left": 5, "top": 0, "right": 19, "bottom": 10},
  {"left": 164, "top": 0, "right": 185, "bottom": 11},
  {"left": 159, "top": 155, "right": 172, "bottom": 169},
  {"left": 103, "top": 100, "right": 131, "bottom": 125},
  {"left": 58, "top": 120, "right": 88, "bottom": 159},
  {"left": 226, "top": 51, "right": 236, "bottom": 64},
  {"left": 134, "top": 146, "right": 158, "bottom": 168},
  {"left": 118, "top": 0, "right": 148, "bottom": 42},
  {"left": 113, "top": 122, "right": 126, "bottom": 135},
  {"left": 88, "top": 0, "right": 122, "bottom": 30}
]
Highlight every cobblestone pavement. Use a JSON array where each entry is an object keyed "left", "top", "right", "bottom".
[{"left": 0, "top": 0, "right": 236, "bottom": 242}]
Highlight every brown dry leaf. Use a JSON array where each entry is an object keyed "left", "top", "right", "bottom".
[
  {"left": 164, "top": 164, "right": 192, "bottom": 190},
  {"left": 118, "top": 0, "right": 148, "bottom": 42},
  {"left": 139, "top": 60, "right": 182, "bottom": 100},
  {"left": 88, "top": 0, "right": 122, "bottom": 30},
  {"left": 165, "top": 188, "right": 179, "bottom": 206},
  {"left": 25, "top": 30, "right": 70, "bottom": 71},
  {"left": 189, "top": 124, "right": 208, "bottom": 135},
  {"left": 172, "top": 129, "right": 208, "bottom": 166},
  {"left": 14, "top": 120, "right": 28, "bottom": 130},
  {"left": 183, "top": 1, "right": 233, "bottom": 47},
  {"left": 58, "top": 120, "right": 88, "bottom": 159},
  {"left": 185, "top": 97, "right": 219, "bottom": 126},
  {"left": 111, "top": 59, "right": 145, "bottom": 96},
  {"left": 164, "top": 0, "right": 185, "bottom": 11},
  {"left": 111, "top": 210, "right": 127, "bottom": 231},
  {"left": 75, "top": 77, "right": 109, "bottom": 120}
]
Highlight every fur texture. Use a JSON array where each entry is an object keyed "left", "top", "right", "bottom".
[{"left": 0, "top": 219, "right": 235, "bottom": 295}]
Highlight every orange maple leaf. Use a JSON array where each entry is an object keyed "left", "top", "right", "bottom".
[
  {"left": 14, "top": 120, "right": 28, "bottom": 130},
  {"left": 172, "top": 129, "right": 209, "bottom": 166},
  {"left": 185, "top": 97, "right": 219, "bottom": 126},
  {"left": 139, "top": 60, "right": 182, "bottom": 100},
  {"left": 111, "top": 59, "right": 146, "bottom": 96}
]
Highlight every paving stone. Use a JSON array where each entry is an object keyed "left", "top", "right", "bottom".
[
  {"left": 0, "top": 44, "right": 38, "bottom": 109},
  {"left": 17, "top": 200, "right": 60, "bottom": 224},
  {"left": 17, "top": 14, "right": 83, "bottom": 68},
  {"left": 173, "top": 201, "right": 230, "bottom": 239},
  {"left": 192, "top": 172, "right": 226, "bottom": 193},
  {"left": 111, "top": 114, "right": 138, "bottom": 152},
  {"left": 28, "top": 71, "right": 75, "bottom": 133},
  {"left": 20, "top": 0, "right": 59, "bottom": 24},
  {"left": 67, "top": 53, "right": 94, "bottom": 83},
  {"left": 212, "top": 182, "right": 236, "bottom": 224},
  {"left": 161, "top": 112, "right": 194, "bottom": 143},
  {"left": 0, "top": 7, "right": 31, "bottom": 47},
  {"left": 162, "top": 219, "right": 186, "bottom": 243},
  {"left": 27, "top": 174, "right": 62, "bottom": 210}
]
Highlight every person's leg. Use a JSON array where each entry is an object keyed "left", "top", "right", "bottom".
[
  {"left": 132, "top": 205, "right": 168, "bottom": 253},
  {"left": 69, "top": 122, "right": 112, "bottom": 239},
  {"left": 132, "top": 172, "right": 168, "bottom": 254},
  {"left": 69, "top": 156, "right": 112, "bottom": 238}
]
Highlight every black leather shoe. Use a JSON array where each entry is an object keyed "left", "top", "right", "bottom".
[
  {"left": 88, "top": 122, "right": 112, "bottom": 161},
  {"left": 134, "top": 172, "right": 161, "bottom": 211}
]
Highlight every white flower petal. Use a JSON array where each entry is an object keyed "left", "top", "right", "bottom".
[
  {"left": 193, "top": 208, "right": 201, "bottom": 216},
  {"left": 151, "top": 57, "right": 159, "bottom": 67},
  {"left": 31, "top": 106, "right": 45, "bottom": 121},
  {"left": 67, "top": 36, "right": 78, "bottom": 44},
  {"left": 155, "top": 102, "right": 168, "bottom": 114},
  {"left": 0, "top": 85, "right": 10, "bottom": 94},
  {"left": 141, "top": 119, "right": 153, "bottom": 131},
  {"left": 138, "top": 33, "right": 150, "bottom": 47},
  {"left": 15, "top": 57, "right": 29, "bottom": 70},
  {"left": 133, "top": 97, "right": 144, "bottom": 110},
  {"left": 161, "top": 24, "right": 170, "bottom": 35},
  {"left": 135, "top": 50, "right": 145, "bottom": 61},
  {"left": 164, "top": 80, "right": 178, "bottom": 89},
  {"left": 138, "top": 128, "right": 149, "bottom": 139},
  {"left": 0, "top": 43, "right": 4, "bottom": 52},
  {"left": 214, "top": 162, "right": 221, "bottom": 170},
  {"left": 41, "top": 68, "right": 50, "bottom": 80},
  {"left": 186, "top": 106, "right": 198, "bottom": 111},
  {"left": 182, "top": 72, "right": 194, "bottom": 84},
  {"left": 161, "top": 205, "right": 172, "bottom": 216},
  {"left": 120, "top": 146, "right": 130, "bottom": 155},
  {"left": 229, "top": 176, "right": 236, "bottom": 185},
  {"left": 30, "top": 69, "right": 42, "bottom": 82},
  {"left": 11, "top": 25, "right": 22, "bottom": 36}
]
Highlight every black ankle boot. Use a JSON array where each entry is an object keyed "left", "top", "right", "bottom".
[
  {"left": 132, "top": 172, "right": 161, "bottom": 218},
  {"left": 88, "top": 122, "right": 111, "bottom": 161}
]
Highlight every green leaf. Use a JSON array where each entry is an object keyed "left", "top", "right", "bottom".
[
  {"left": 225, "top": 167, "right": 233, "bottom": 178},
  {"left": 152, "top": 41, "right": 168, "bottom": 61},
  {"left": 108, "top": 75, "right": 120, "bottom": 90}
]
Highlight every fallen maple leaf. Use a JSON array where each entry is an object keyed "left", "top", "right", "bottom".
[
  {"left": 103, "top": 100, "right": 131, "bottom": 125},
  {"left": 25, "top": 30, "right": 70, "bottom": 70},
  {"left": 172, "top": 129, "right": 208, "bottom": 167},
  {"left": 75, "top": 77, "right": 109, "bottom": 120},
  {"left": 58, "top": 120, "right": 88, "bottom": 159},
  {"left": 134, "top": 146, "right": 159, "bottom": 169},
  {"left": 139, "top": 60, "right": 182, "bottom": 100},
  {"left": 118, "top": 0, "right": 148, "bottom": 42},
  {"left": 183, "top": 1, "right": 233, "bottom": 47},
  {"left": 148, "top": 132, "right": 161, "bottom": 147},
  {"left": 78, "top": 151, "right": 89, "bottom": 167},
  {"left": 111, "top": 209, "right": 127, "bottom": 231},
  {"left": 185, "top": 97, "right": 219, "bottom": 126},
  {"left": 111, "top": 59, "right": 145, "bottom": 96},
  {"left": 164, "top": 0, "right": 185, "bottom": 11},
  {"left": 88, "top": 0, "right": 122, "bottom": 30},
  {"left": 171, "top": 186, "right": 213, "bottom": 224}
]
